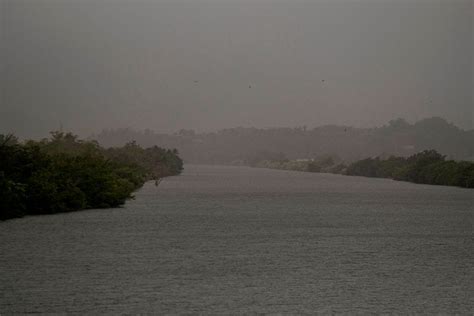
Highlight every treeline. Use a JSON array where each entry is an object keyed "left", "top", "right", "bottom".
[
  {"left": 253, "top": 154, "right": 346, "bottom": 174},
  {"left": 345, "top": 150, "right": 474, "bottom": 188},
  {"left": 0, "top": 132, "right": 183, "bottom": 221},
  {"left": 93, "top": 117, "right": 474, "bottom": 164},
  {"left": 254, "top": 150, "right": 474, "bottom": 189}
]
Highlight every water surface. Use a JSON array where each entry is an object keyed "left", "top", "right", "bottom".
[{"left": 1, "top": 165, "right": 473, "bottom": 314}]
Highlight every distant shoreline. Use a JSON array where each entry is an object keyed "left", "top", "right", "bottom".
[{"left": 249, "top": 150, "right": 474, "bottom": 189}]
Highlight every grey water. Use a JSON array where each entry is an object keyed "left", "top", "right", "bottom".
[{"left": 1, "top": 165, "right": 473, "bottom": 314}]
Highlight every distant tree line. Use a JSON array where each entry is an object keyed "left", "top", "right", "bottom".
[
  {"left": 253, "top": 150, "right": 474, "bottom": 189},
  {"left": 93, "top": 117, "right": 474, "bottom": 164},
  {"left": 0, "top": 132, "right": 183, "bottom": 221},
  {"left": 345, "top": 150, "right": 474, "bottom": 188}
]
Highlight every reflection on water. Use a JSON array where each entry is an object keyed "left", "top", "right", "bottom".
[{"left": 1, "top": 165, "right": 473, "bottom": 314}]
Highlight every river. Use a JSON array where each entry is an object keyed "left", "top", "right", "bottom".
[{"left": 1, "top": 165, "right": 473, "bottom": 314}]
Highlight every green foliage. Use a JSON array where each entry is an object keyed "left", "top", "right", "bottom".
[
  {"left": 346, "top": 156, "right": 407, "bottom": 179},
  {"left": 0, "top": 172, "right": 26, "bottom": 220},
  {"left": 0, "top": 132, "right": 183, "bottom": 220},
  {"left": 255, "top": 155, "right": 342, "bottom": 174},
  {"left": 104, "top": 141, "right": 183, "bottom": 179},
  {"left": 346, "top": 150, "right": 474, "bottom": 188},
  {"left": 256, "top": 148, "right": 473, "bottom": 189},
  {"left": 25, "top": 131, "right": 102, "bottom": 157},
  {"left": 0, "top": 134, "right": 19, "bottom": 146}
]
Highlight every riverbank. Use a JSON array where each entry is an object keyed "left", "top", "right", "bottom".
[
  {"left": 0, "top": 132, "right": 183, "bottom": 220},
  {"left": 253, "top": 150, "right": 474, "bottom": 189}
]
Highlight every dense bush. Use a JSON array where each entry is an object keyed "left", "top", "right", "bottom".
[
  {"left": 346, "top": 150, "right": 474, "bottom": 188},
  {"left": 0, "top": 132, "right": 183, "bottom": 220},
  {"left": 253, "top": 148, "right": 473, "bottom": 189},
  {"left": 105, "top": 141, "right": 183, "bottom": 179},
  {"left": 256, "top": 155, "right": 344, "bottom": 174}
]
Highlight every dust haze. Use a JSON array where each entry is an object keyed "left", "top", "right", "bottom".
[{"left": 1, "top": 0, "right": 473, "bottom": 138}]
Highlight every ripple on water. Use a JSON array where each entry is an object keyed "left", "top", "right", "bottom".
[{"left": 0, "top": 165, "right": 473, "bottom": 314}]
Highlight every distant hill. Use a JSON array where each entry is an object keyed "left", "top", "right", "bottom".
[{"left": 92, "top": 117, "right": 474, "bottom": 164}]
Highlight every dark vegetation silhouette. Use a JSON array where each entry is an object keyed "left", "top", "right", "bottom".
[
  {"left": 0, "top": 132, "right": 183, "bottom": 220},
  {"left": 90, "top": 116, "right": 474, "bottom": 188},
  {"left": 254, "top": 150, "right": 474, "bottom": 189},
  {"left": 93, "top": 117, "right": 474, "bottom": 164},
  {"left": 345, "top": 150, "right": 474, "bottom": 188}
]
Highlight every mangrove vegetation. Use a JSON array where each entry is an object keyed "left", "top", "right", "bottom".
[
  {"left": 253, "top": 150, "right": 474, "bottom": 189},
  {"left": 0, "top": 132, "right": 183, "bottom": 221}
]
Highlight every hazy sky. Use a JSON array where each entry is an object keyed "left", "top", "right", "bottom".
[{"left": 1, "top": 0, "right": 473, "bottom": 137}]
